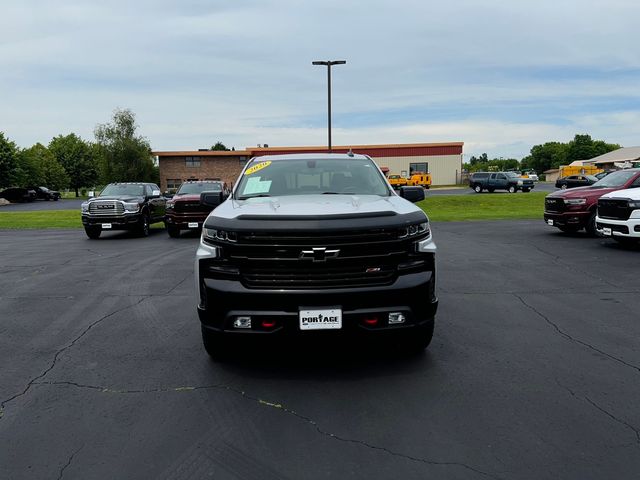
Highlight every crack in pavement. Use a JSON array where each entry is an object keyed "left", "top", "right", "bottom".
[
  {"left": 556, "top": 380, "right": 640, "bottom": 446},
  {"left": 515, "top": 294, "right": 640, "bottom": 374},
  {"left": 0, "top": 297, "right": 149, "bottom": 419},
  {"left": 163, "top": 271, "right": 192, "bottom": 296},
  {"left": 36, "top": 380, "right": 502, "bottom": 479},
  {"left": 57, "top": 444, "right": 84, "bottom": 480}
]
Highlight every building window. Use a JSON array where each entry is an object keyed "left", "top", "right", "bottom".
[
  {"left": 166, "top": 179, "right": 182, "bottom": 190},
  {"left": 409, "top": 162, "right": 428, "bottom": 174},
  {"left": 239, "top": 156, "right": 247, "bottom": 166},
  {"left": 185, "top": 156, "right": 201, "bottom": 167}
]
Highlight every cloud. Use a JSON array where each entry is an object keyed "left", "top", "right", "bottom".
[{"left": 1, "top": 0, "right": 639, "bottom": 159}]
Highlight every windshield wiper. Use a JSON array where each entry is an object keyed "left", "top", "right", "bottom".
[
  {"left": 321, "top": 191, "right": 341, "bottom": 194},
  {"left": 237, "top": 193, "right": 272, "bottom": 200}
]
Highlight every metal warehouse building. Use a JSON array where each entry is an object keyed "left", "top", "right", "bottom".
[{"left": 153, "top": 142, "right": 464, "bottom": 192}]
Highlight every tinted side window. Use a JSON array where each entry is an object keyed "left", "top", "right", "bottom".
[
  {"left": 630, "top": 176, "right": 640, "bottom": 188},
  {"left": 497, "top": 174, "right": 506, "bottom": 180}
]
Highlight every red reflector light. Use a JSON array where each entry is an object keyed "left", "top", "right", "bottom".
[
  {"left": 363, "top": 317, "right": 379, "bottom": 326},
  {"left": 261, "top": 320, "right": 277, "bottom": 328}
]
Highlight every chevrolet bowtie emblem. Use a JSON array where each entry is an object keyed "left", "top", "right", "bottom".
[{"left": 300, "top": 247, "right": 340, "bottom": 262}]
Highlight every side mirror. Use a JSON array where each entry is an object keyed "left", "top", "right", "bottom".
[
  {"left": 87, "top": 191, "right": 95, "bottom": 198},
  {"left": 399, "top": 186, "right": 425, "bottom": 203},
  {"left": 200, "top": 191, "right": 224, "bottom": 208},
  {"left": 151, "top": 189, "right": 161, "bottom": 197}
]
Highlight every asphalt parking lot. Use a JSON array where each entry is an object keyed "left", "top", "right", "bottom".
[{"left": 1, "top": 222, "right": 639, "bottom": 480}]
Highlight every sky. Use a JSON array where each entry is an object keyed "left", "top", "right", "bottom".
[{"left": 1, "top": 0, "right": 640, "bottom": 159}]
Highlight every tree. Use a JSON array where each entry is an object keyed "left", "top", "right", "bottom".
[
  {"left": 566, "top": 134, "right": 619, "bottom": 164},
  {"left": 94, "top": 109, "right": 157, "bottom": 184},
  {"left": 211, "top": 141, "right": 229, "bottom": 151},
  {"left": 48, "top": 133, "right": 97, "bottom": 197},
  {"left": 16, "top": 143, "right": 69, "bottom": 190},
  {"left": 0, "top": 132, "right": 19, "bottom": 188}
]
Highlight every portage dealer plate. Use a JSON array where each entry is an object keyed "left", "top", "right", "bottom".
[
  {"left": 101, "top": 223, "right": 112, "bottom": 229},
  {"left": 299, "top": 308, "right": 342, "bottom": 330},
  {"left": 188, "top": 222, "right": 198, "bottom": 228}
]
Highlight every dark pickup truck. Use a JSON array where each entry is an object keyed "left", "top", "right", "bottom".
[
  {"left": 81, "top": 182, "right": 166, "bottom": 239},
  {"left": 165, "top": 181, "right": 227, "bottom": 237},
  {"left": 195, "top": 153, "right": 438, "bottom": 359},
  {"left": 469, "top": 172, "right": 534, "bottom": 193}
]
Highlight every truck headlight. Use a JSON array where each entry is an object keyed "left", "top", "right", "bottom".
[
  {"left": 400, "top": 221, "right": 430, "bottom": 238},
  {"left": 565, "top": 198, "right": 587, "bottom": 205},
  {"left": 628, "top": 200, "right": 640, "bottom": 209},
  {"left": 517, "top": 180, "right": 523, "bottom": 185},
  {"left": 166, "top": 202, "right": 174, "bottom": 210},
  {"left": 81, "top": 202, "right": 89, "bottom": 213},
  {"left": 204, "top": 228, "right": 237, "bottom": 243},
  {"left": 123, "top": 202, "right": 140, "bottom": 212}
]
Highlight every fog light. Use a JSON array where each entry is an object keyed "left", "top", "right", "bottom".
[
  {"left": 363, "top": 316, "right": 379, "bottom": 326},
  {"left": 233, "top": 316, "right": 252, "bottom": 329},
  {"left": 388, "top": 312, "right": 406, "bottom": 324},
  {"left": 261, "top": 319, "right": 277, "bottom": 329}
]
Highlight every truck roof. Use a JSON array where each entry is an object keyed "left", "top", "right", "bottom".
[{"left": 248, "top": 153, "right": 370, "bottom": 162}]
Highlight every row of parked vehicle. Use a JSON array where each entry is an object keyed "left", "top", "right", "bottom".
[
  {"left": 544, "top": 168, "right": 640, "bottom": 245},
  {"left": 469, "top": 171, "right": 536, "bottom": 193},
  {"left": 0, "top": 186, "right": 61, "bottom": 202},
  {"left": 80, "top": 181, "right": 227, "bottom": 239}
]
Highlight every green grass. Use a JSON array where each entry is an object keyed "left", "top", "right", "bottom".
[
  {"left": 419, "top": 192, "right": 546, "bottom": 222},
  {"left": 0, "top": 193, "right": 546, "bottom": 229},
  {"left": 0, "top": 210, "right": 83, "bottom": 229}
]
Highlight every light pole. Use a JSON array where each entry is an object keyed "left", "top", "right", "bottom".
[{"left": 312, "top": 60, "right": 346, "bottom": 152}]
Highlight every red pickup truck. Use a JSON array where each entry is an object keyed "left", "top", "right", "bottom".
[
  {"left": 544, "top": 169, "right": 640, "bottom": 234},
  {"left": 164, "top": 181, "right": 228, "bottom": 237}
]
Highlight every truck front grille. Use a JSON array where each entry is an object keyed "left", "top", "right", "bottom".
[
  {"left": 598, "top": 199, "right": 633, "bottom": 220},
  {"left": 545, "top": 198, "right": 565, "bottom": 213},
  {"left": 89, "top": 201, "right": 124, "bottom": 215},
  {"left": 174, "top": 201, "right": 209, "bottom": 214}
]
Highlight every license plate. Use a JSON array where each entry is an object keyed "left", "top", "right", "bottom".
[
  {"left": 601, "top": 227, "right": 612, "bottom": 236},
  {"left": 547, "top": 219, "right": 554, "bottom": 226},
  {"left": 299, "top": 308, "right": 342, "bottom": 330},
  {"left": 188, "top": 222, "right": 198, "bottom": 228},
  {"left": 102, "top": 223, "right": 112, "bottom": 229}
]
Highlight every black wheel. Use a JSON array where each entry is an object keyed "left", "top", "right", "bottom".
[
  {"left": 167, "top": 224, "right": 180, "bottom": 238},
  {"left": 585, "top": 212, "right": 597, "bottom": 236},
  {"left": 85, "top": 227, "right": 101, "bottom": 239},
  {"left": 613, "top": 237, "right": 638, "bottom": 247},
  {"left": 202, "top": 327, "right": 231, "bottom": 361},
  {"left": 507, "top": 185, "right": 516, "bottom": 193},
  {"left": 560, "top": 184, "right": 568, "bottom": 190},
  {"left": 404, "top": 320, "right": 435, "bottom": 353},
  {"left": 137, "top": 213, "right": 150, "bottom": 237},
  {"left": 488, "top": 188, "right": 495, "bottom": 193},
  {"left": 558, "top": 226, "right": 580, "bottom": 233},
  {"left": 53, "top": 197, "right": 59, "bottom": 201},
  {"left": 474, "top": 184, "right": 482, "bottom": 193},
  {"left": 522, "top": 188, "right": 530, "bottom": 193}
]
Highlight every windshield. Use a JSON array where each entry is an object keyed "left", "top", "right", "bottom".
[
  {"left": 505, "top": 172, "right": 520, "bottom": 178},
  {"left": 100, "top": 184, "right": 144, "bottom": 196},
  {"left": 592, "top": 170, "right": 638, "bottom": 188},
  {"left": 177, "top": 182, "right": 222, "bottom": 195},
  {"left": 235, "top": 157, "right": 391, "bottom": 199}
]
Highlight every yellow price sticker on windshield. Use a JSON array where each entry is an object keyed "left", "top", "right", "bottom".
[{"left": 245, "top": 161, "right": 272, "bottom": 175}]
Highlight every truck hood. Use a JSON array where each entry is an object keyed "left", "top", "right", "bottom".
[
  {"left": 171, "top": 194, "right": 203, "bottom": 202},
  {"left": 600, "top": 188, "right": 640, "bottom": 200},
  {"left": 546, "top": 186, "right": 618, "bottom": 200},
  {"left": 90, "top": 195, "right": 145, "bottom": 203},
  {"left": 204, "top": 194, "right": 427, "bottom": 230}
]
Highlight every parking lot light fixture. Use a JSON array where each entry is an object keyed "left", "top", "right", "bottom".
[{"left": 312, "top": 60, "right": 346, "bottom": 152}]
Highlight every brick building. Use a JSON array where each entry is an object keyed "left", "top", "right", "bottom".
[{"left": 153, "top": 142, "right": 464, "bottom": 192}]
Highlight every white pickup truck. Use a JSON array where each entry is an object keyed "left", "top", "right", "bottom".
[{"left": 596, "top": 187, "right": 640, "bottom": 245}]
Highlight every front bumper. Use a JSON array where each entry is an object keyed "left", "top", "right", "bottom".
[
  {"left": 82, "top": 213, "right": 140, "bottom": 229},
  {"left": 544, "top": 210, "right": 590, "bottom": 228},
  {"left": 165, "top": 212, "right": 208, "bottom": 230},
  {"left": 596, "top": 216, "right": 640, "bottom": 238}
]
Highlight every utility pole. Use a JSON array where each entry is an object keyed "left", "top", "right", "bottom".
[{"left": 312, "top": 60, "right": 346, "bottom": 152}]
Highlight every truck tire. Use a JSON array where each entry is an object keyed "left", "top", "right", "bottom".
[
  {"left": 474, "top": 184, "right": 482, "bottom": 193},
  {"left": 137, "top": 212, "right": 150, "bottom": 237},
  {"left": 585, "top": 212, "right": 597, "bottom": 236},
  {"left": 613, "top": 237, "right": 638, "bottom": 247},
  {"left": 405, "top": 320, "right": 435, "bottom": 353},
  {"left": 85, "top": 227, "right": 101, "bottom": 239},
  {"left": 488, "top": 188, "right": 495, "bottom": 193},
  {"left": 522, "top": 188, "right": 530, "bottom": 193},
  {"left": 508, "top": 185, "right": 516, "bottom": 193},
  {"left": 561, "top": 184, "right": 568, "bottom": 189},
  {"left": 167, "top": 224, "right": 180, "bottom": 238},
  {"left": 202, "top": 327, "right": 231, "bottom": 361},
  {"left": 558, "top": 226, "right": 579, "bottom": 233}
]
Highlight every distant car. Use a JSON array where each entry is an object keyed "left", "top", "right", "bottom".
[
  {"left": 0, "top": 187, "right": 36, "bottom": 203},
  {"left": 27, "top": 186, "right": 61, "bottom": 201},
  {"left": 469, "top": 171, "right": 534, "bottom": 193},
  {"left": 555, "top": 175, "right": 599, "bottom": 189},
  {"left": 595, "top": 171, "right": 613, "bottom": 180},
  {"left": 525, "top": 172, "right": 539, "bottom": 181}
]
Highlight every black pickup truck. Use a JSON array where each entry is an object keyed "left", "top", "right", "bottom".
[
  {"left": 195, "top": 153, "right": 438, "bottom": 359},
  {"left": 469, "top": 172, "right": 534, "bottom": 193},
  {"left": 81, "top": 183, "right": 166, "bottom": 239}
]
